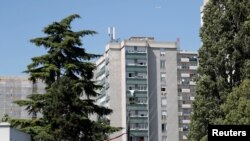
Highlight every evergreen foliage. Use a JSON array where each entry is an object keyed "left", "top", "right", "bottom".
[
  {"left": 222, "top": 79, "right": 250, "bottom": 124},
  {"left": 12, "top": 14, "right": 120, "bottom": 141},
  {"left": 189, "top": 0, "right": 250, "bottom": 140}
]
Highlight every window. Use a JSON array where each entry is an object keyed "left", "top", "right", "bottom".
[
  {"left": 160, "top": 48, "right": 166, "bottom": 56},
  {"left": 128, "top": 85, "right": 135, "bottom": 90},
  {"left": 161, "top": 111, "right": 167, "bottom": 120},
  {"left": 181, "top": 63, "right": 188, "bottom": 69},
  {"left": 138, "top": 110, "right": 147, "bottom": 117},
  {"left": 161, "top": 87, "right": 166, "bottom": 92},
  {"left": 138, "top": 97, "right": 147, "bottom": 104},
  {"left": 162, "top": 123, "right": 167, "bottom": 132},
  {"left": 138, "top": 85, "right": 147, "bottom": 91},
  {"left": 129, "top": 110, "right": 136, "bottom": 116},
  {"left": 183, "top": 125, "right": 189, "bottom": 131},
  {"left": 183, "top": 109, "right": 191, "bottom": 115},
  {"left": 160, "top": 60, "right": 166, "bottom": 69},
  {"left": 137, "top": 72, "right": 146, "bottom": 78},
  {"left": 134, "top": 46, "right": 137, "bottom": 51},
  {"left": 138, "top": 123, "right": 148, "bottom": 130},
  {"left": 190, "top": 72, "right": 196, "bottom": 77},
  {"left": 128, "top": 72, "right": 135, "bottom": 78},
  {"left": 162, "top": 136, "right": 167, "bottom": 141},
  {"left": 161, "top": 73, "right": 166, "bottom": 81},
  {"left": 130, "top": 123, "right": 136, "bottom": 129},
  {"left": 161, "top": 98, "right": 167, "bottom": 106}
]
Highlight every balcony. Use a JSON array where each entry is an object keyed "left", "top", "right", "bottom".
[
  {"left": 189, "top": 57, "right": 197, "bottom": 62},
  {"left": 126, "top": 65, "right": 147, "bottom": 72},
  {"left": 183, "top": 135, "right": 188, "bottom": 140},
  {"left": 182, "top": 88, "right": 190, "bottom": 93},
  {"left": 181, "top": 73, "right": 190, "bottom": 78},
  {"left": 182, "top": 120, "right": 191, "bottom": 124},
  {"left": 190, "top": 96, "right": 195, "bottom": 101},
  {"left": 127, "top": 75, "right": 147, "bottom": 79},
  {"left": 126, "top": 92, "right": 147, "bottom": 99},
  {"left": 129, "top": 117, "right": 148, "bottom": 123},
  {"left": 96, "top": 67, "right": 105, "bottom": 77},
  {"left": 181, "top": 58, "right": 189, "bottom": 62},
  {"left": 105, "top": 58, "right": 109, "bottom": 64},
  {"left": 130, "top": 114, "right": 148, "bottom": 118},
  {"left": 127, "top": 104, "right": 147, "bottom": 111},
  {"left": 129, "top": 130, "right": 148, "bottom": 137},
  {"left": 182, "top": 104, "right": 191, "bottom": 108},
  {"left": 189, "top": 81, "right": 196, "bottom": 85},
  {"left": 105, "top": 83, "right": 109, "bottom": 89},
  {"left": 126, "top": 78, "right": 147, "bottom": 85},
  {"left": 97, "top": 79, "right": 105, "bottom": 86},
  {"left": 105, "top": 70, "right": 109, "bottom": 77},
  {"left": 130, "top": 127, "right": 148, "bottom": 131},
  {"left": 189, "top": 66, "right": 197, "bottom": 70},
  {"left": 178, "top": 96, "right": 183, "bottom": 100},
  {"left": 126, "top": 52, "right": 147, "bottom": 59},
  {"left": 99, "top": 88, "right": 105, "bottom": 95}
]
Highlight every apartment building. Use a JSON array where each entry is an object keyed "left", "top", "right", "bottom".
[
  {"left": 0, "top": 76, "right": 45, "bottom": 119},
  {"left": 177, "top": 52, "right": 198, "bottom": 140},
  {"left": 95, "top": 37, "right": 198, "bottom": 141}
]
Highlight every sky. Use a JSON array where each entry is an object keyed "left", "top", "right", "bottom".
[{"left": 0, "top": 0, "right": 203, "bottom": 75}]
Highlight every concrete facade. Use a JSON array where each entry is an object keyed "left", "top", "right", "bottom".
[
  {"left": 177, "top": 51, "right": 198, "bottom": 140},
  {"left": 0, "top": 122, "right": 31, "bottom": 141},
  {"left": 0, "top": 76, "right": 46, "bottom": 119},
  {"left": 95, "top": 37, "right": 198, "bottom": 141}
]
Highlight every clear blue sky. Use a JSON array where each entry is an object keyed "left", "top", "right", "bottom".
[{"left": 0, "top": 0, "right": 203, "bottom": 75}]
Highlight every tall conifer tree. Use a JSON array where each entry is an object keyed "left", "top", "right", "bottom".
[{"left": 13, "top": 14, "right": 119, "bottom": 141}]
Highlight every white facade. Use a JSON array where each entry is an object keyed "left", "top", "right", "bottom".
[
  {"left": 0, "top": 122, "right": 31, "bottom": 141},
  {"left": 95, "top": 37, "right": 198, "bottom": 141}
]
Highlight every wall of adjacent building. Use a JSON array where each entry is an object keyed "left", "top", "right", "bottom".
[
  {"left": 0, "top": 76, "right": 45, "bottom": 119},
  {"left": 0, "top": 122, "right": 31, "bottom": 141}
]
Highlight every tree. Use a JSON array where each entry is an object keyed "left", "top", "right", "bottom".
[
  {"left": 189, "top": 0, "right": 250, "bottom": 140},
  {"left": 42, "top": 76, "right": 117, "bottom": 141},
  {"left": 222, "top": 79, "right": 250, "bottom": 124},
  {"left": 13, "top": 14, "right": 120, "bottom": 141}
]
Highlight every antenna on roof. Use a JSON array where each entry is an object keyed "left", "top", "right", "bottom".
[{"left": 108, "top": 26, "right": 116, "bottom": 42}]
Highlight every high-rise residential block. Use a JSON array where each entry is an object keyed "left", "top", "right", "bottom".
[{"left": 95, "top": 37, "right": 198, "bottom": 141}]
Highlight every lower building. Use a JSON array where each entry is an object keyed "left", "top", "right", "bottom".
[
  {"left": 0, "top": 122, "right": 31, "bottom": 141},
  {"left": 0, "top": 76, "right": 45, "bottom": 119}
]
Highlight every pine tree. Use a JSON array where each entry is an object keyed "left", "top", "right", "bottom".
[
  {"left": 189, "top": 0, "right": 250, "bottom": 140},
  {"left": 13, "top": 14, "right": 120, "bottom": 141}
]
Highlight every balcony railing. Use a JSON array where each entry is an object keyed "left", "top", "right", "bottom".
[
  {"left": 130, "top": 127, "right": 148, "bottom": 131},
  {"left": 126, "top": 53, "right": 147, "bottom": 59},
  {"left": 126, "top": 79, "right": 147, "bottom": 85},
  {"left": 126, "top": 63, "right": 147, "bottom": 66},
  {"left": 126, "top": 65, "right": 147, "bottom": 72}
]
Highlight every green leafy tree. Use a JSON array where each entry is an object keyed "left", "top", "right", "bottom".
[
  {"left": 13, "top": 14, "right": 120, "bottom": 141},
  {"left": 189, "top": 0, "right": 250, "bottom": 140},
  {"left": 222, "top": 79, "right": 250, "bottom": 124}
]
